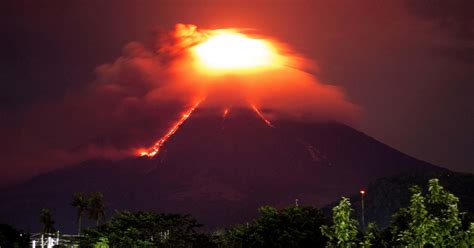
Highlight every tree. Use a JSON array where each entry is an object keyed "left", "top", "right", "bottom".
[
  {"left": 39, "top": 208, "right": 56, "bottom": 234},
  {"left": 359, "top": 223, "right": 378, "bottom": 248},
  {"left": 321, "top": 197, "right": 359, "bottom": 248},
  {"left": 0, "top": 224, "right": 30, "bottom": 247},
  {"left": 320, "top": 178, "right": 474, "bottom": 247},
  {"left": 221, "top": 205, "right": 328, "bottom": 248},
  {"left": 396, "top": 178, "right": 474, "bottom": 247},
  {"left": 87, "top": 192, "right": 106, "bottom": 226},
  {"left": 379, "top": 207, "right": 411, "bottom": 247},
  {"left": 81, "top": 210, "right": 208, "bottom": 247},
  {"left": 71, "top": 192, "right": 88, "bottom": 235},
  {"left": 94, "top": 237, "right": 109, "bottom": 248}
]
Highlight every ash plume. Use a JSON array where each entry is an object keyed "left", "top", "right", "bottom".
[{"left": 2, "top": 24, "right": 360, "bottom": 180}]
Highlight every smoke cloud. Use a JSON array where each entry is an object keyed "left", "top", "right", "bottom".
[
  {"left": 136, "top": 24, "right": 360, "bottom": 120},
  {"left": 1, "top": 24, "right": 360, "bottom": 183}
]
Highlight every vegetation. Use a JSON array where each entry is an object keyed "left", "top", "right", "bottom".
[
  {"left": 87, "top": 192, "right": 107, "bottom": 226},
  {"left": 320, "top": 197, "right": 359, "bottom": 247},
  {"left": 394, "top": 179, "right": 474, "bottom": 247},
  {"left": 39, "top": 208, "right": 56, "bottom": 234},
  {"left": 0, "top": 224, "right": 29, "bottom": 247},
  {"left": 351, "top": 171, "right": 474, "bottom": 229},
  {"left": 69, "top": 191, "right": 107, "bottom": 233},
  {"left": 81, "top": 211, "right": 212, "bottom": 247},
  {"left": 3, "top": 177, "right": 470, "bottom": 247},
  {"left": 71, "top": 192, "right": 88, "bottom": 234},
  {"left": 218, "top": 205, "right": 328, "bottom": 247},
  {"left": 94, "top": 237, "right": 110, "bottom": 248},
  {"left": 322, "top": 178, "right": 474, "bottom": 247}
]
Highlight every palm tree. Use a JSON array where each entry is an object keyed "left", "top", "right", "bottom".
[
  {"left": 70, "top": 192, "right": 87, "bottom": 235},
  {"left": 87, "top": 192, "right": 106, "bottom": 226},
  {"left": 39, "top": 208, "right": 55, "bottom": 234}
]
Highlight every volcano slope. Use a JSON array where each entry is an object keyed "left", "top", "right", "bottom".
[{"left": 0, "top": 107, "right": 445, "bottom": 232}]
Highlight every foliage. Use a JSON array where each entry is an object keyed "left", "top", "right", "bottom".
[
  {"left": 81, "top": 210, "right": 209, "bottom": 248},
  {"left": 321, "top": 197, "right": 360, "bottom": 248},
  {"left": 0, "top": 223, "right": 30, "bottom": 248},
  {"left": 320, "top": 178, "right": 474, "bottom": 247},
  {"left": 94, "top": 237, "right": 109, "bottom": 248},
  {"left": 379, "top": 207, "right": 411, "bottom": 246},
  {"left": 359, "top": 223, "right": 378, "bottom": 248},
  {"left": 352, "top": 171, "right": 474, "bottom": 229},
  {"left": 87, "top": 192, "right": 107, "bottom": 226},
  {"left": 39, "top": 208, "right": 56, "bottom": 234},
  {"left": 395, "top": 178, "right": 473, "bottom": 247},
  {"left": 219, "top": 205, "right": 327, "bottom": 248},
  {"left": 71, "top": 192, "right": 88, "bottom": 234},
  {"left": 30, "top": 177, "right": 472, "bottom": 247}
]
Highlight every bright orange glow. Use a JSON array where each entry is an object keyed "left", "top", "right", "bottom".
[
  {"left": 131, "top": 25, "right": 358, "bottom": 158},
  {"left": 223, "top": 108, "right": 229, "bottom": 119},
  {"left": 138, "top": 100, "right": 202, "bottom": 157},
  {"left": 251, "top": 104, "right": 274, "bottom": 128},
  {"left": 193, "top": 31, "right": 280, "bottom": 71}
]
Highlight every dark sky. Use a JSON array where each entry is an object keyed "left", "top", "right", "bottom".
[{"left": 1, "top": 0, "right": 472, "bottom": 185}]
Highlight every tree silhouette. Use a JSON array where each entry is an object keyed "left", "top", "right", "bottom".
[
  {"left": 87, "top": 192, "right": 106, "bottom": 226},
  {"left": 396, "top": 179, "right": 474, "bottom": 247},
  {"left": 222, "top": 205, "right": 328, "bottom": 247},
  {"left": 321, "top": 197, "right": 360, "bottom": 248},
  {"left": 39, "top": 208, "right": 56, "bottom": 234},
  {"left": 321, "top": 178, "right": 474, "bottom": 247},
  {"left": 81, "top": 211, "right": 206, "bottom": 247},
  {"left": 71, "top": 192, "right": 88, "bottom": 235}
]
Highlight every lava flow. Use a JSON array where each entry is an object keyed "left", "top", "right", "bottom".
[
  {"left": 222, "top": 108, "right": 230, "bottom": 119},
  {"left": 132, "top": 25, "right": 357, "bottom": 158},
  {"left": 251, "top": 104, "right": 274, "bottom": 128},
  {"left": 138, "top": 100, "right": 202, "bottom": 157}
]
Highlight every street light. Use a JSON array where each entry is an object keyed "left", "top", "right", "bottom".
[{"left": 360, "top": 189, "right": 366, "bottom": 229}]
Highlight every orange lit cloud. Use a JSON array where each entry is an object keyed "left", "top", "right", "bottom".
[
  {"left": 92, "top": 23, "right": 360, "bottom": 125},
  {"left": 166, "top": 24, "right": 360, "bottom": 123},
  {"left": 3, "top": 24, "right": 360, "bottom": 175},
  {"left": 132, "top": 24, "right": 359, "bottom": 156}
]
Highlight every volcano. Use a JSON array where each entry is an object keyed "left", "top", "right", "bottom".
[{"left": 0, "top": 106, "right": 444, "bottom": 232}]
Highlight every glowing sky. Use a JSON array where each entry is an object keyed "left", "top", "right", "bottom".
[{"left": 0, "top": 0, "right": 472, "bottom": 185}]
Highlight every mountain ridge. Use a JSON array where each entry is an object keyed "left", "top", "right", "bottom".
[
  {"left": 0, "top": 107, "right": 446, "bottom": 232},
  {"left": 324, "top": 170, "right": 474, "bottom": 229}
]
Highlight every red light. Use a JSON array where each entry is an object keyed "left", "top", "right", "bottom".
[
  {"left": 250, "top": 104, "right": 274, "bottom": 128},
  {"left": 360, "top": 190, "right": 366, "bottom": 195}
]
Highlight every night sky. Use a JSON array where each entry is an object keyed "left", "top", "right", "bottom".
[{"left": 0, "top": 0, "right": 472, "bottom": 185}]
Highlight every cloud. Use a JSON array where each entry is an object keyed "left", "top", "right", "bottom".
[
  {"left": 403, "top": 0, "right": 473, "bottom": 62},
  {"left": 1, "top": 24, "right": 360, "bottom": 183}
]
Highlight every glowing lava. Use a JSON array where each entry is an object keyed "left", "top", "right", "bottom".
[
  {"left": 251, "top": 104, "right": 274, "bottom": 128},
  {"left": 138, "top": 101, "right": 202, "bottom": 157},
  {"left": 193, "top": 31, "right": 279, "bottom": 71},
  {"left": 223, "top": 108, "right": 229, "bottom": 119}
]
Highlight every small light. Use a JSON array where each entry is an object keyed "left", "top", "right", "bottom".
[{"left": 360, "top": 190, "right": 366, "bottom": 195}]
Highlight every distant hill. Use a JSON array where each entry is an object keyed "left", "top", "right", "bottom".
[
  {"left": 0, "top": 107, "right": 445, "bottom": 232},
  {"left": 324, "top": 170, "right": 474, "bottom": 229}
]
